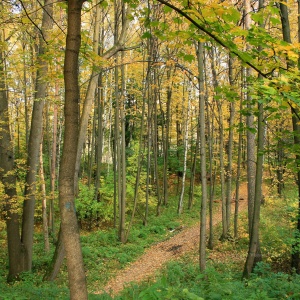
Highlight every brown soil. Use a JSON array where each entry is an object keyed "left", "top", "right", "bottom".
[{"left": 96, "top": 183, "right": 251, "bottom": 297}]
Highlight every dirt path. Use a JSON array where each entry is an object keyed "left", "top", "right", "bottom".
[{"left": 96, "top": 183, "right": 250, "bottom": 296}]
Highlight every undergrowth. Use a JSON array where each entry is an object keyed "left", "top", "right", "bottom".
[
  {"left": 99, "top": 183, "right": 300, "bottom": 299},
  {"left": 0, "top": 193, "right": 201, "bottom": 299},
  {"left": 112, "top": 260, "right": 300, "bottom": 300},
  {"left": 0, "top": 183, "right": 299, "bottom": 299}
]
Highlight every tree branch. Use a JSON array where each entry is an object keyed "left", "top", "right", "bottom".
[
  {"left": 156, "top": 0, "right": 270, "bottom": 78},
  {"left": 18, "top": 0, "right": 48, "bottom": 44}
]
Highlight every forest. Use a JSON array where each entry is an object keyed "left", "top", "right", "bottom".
[{"left": 1, "top": 0, "right": 300, "bottom": 299}]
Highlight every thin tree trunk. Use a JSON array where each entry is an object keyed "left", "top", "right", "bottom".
[
  {"left": 153, "top": 67, "right": 162, "bottom": 215},
  {"left": 244, "top": 0, "right": 256, "bottom": 236},
  {"left": 197, "top": 42, "right": 208, "bottom": 272},
  {"left": 204, "top": 53, "right": 216, "bottom": 250},
  {"left": 125, "top": 59, "right": 148, "bottom": 240},
  {"left": 292, "top": 0, "right": 300, "bottom": 272},
  {"left": 243, "top": 101, "right": 264, "bottom": 278},
  {"left": 94, "top": 12, "right": 105, "bottom": 202},
  {"left": 119, "top": 35, "right": 126, "bottom": 243},
  {"left": 163, "top": 69, "right": 172, "bottom": 206},
  {"left": 0, "top": 30, "right": 25, "bottom": 282},
  {"left": 210, "top": 47, "right": 228, "bottom": 239},
  {"left": 178, "top": 83, "right": 190, "bottom": 214},
  {"left": 188, "top": 119, "right": 200, "bottom": 209},
  {"left": 43, "top": 226, "right": 65, "bottom": 281},
  {"left": 145, "top": 66, "right": 153, "bottom": 225},
  {"left": 74, "top": 2, "right": 131, "bottom": 194},
  {"left": 242, "top": 1, "right": 262, "bottom": 263},
  {"left": 39, "top": 142, "right": 50, "bottom": 252},
  {"left": 21, "top": 0, "right": 53, "bottom": 271},
  {"left": 22, "top": 41, "right": 29, "bottom": 149},
  {"left": 207, "top": 102, "right": 216, "bottom": 250},
  {"left": 279, "top": 0, "right": 300, "bottom": 273},
  {"left": 95, "top": 72, "right": 104, "bottom": 202},
  {"left": 243, "top": 0, "right": 265, "bottom": 278},
  {"left": 234, "top": 89, "right": 243, "bottom": 239},
  {"left": 49, "top": 99, "right": 58, "bottom": 235},
  {"left": 225, "top": 55, "right": 236, "bottom": 234}
]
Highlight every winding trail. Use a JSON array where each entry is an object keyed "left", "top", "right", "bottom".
[{"left": 96, "top": 183, "right": 251, "bottom": 296}]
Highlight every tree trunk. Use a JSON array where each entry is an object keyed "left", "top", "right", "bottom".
[
  {"left": 225, "top": 55, "right": 236, "bottom": 234},
  {"left": 241, "top": 0, "right": 262, "bottom": 263},
  {"left": 210, "top": 47, "right": 228, "bottom": 239},
  {"left": 39, "top": 142, "right": 50, "bottom": 252},
  {"left": 0, "top": 30, "right": 25, "bottom": 282},
  {"left": 234, "top": 89, "right": 243, "bottom": 239},
  {"left": 21, "top": 0, "right": 53, "bottom": 271},
  {"left": 207, "top": 100, "right": 216, "bottom": 250},
  {"left": 163, "top": 68, "right": 172, "bottom": 206},
  {"left": 279, "top": 0, "right": 300, "bottom": 273},
  {"left": 197, "top": 42, "right": 208, "bottom": 272},
  {"left": 43, "top": 226, "right": 65, "bottom": 281},
  {"left": 291, "top": 0, "right": 300, "bottom": 272},
  {"left": 49, "top": 98, "right": 58, "bottom": 235},
  {"left": 188, "top": 117, "right": 200, "bottom": 210},
  {"left": 178, "top": 81, "right": 190, "bottom": 214},
  {"left": 74, "top": 1, "right": 131, "bottom": 194},
  {"left": 243, "top": 100, "right": 264, "bottom": 278},
  {"left": 243, "top": 0, "right": 265, "bottom": 278},
  {"left": 153, "top": 67, "right": 162, "bottom": 215},
  {"left": 125, "top": 58, "right": 148, "bottom": 240},
  {"left": 119, "top": 41, "right": 126, "bottom": 243},
  {"left": 59, "top": 0, "right": 88, "bottom": 298}
]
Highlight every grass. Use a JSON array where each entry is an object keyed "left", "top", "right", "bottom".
[
  {"left": 0, "top": 192, "right": 202, "bottom": 299},
  {"left": 0, "top": 182, "right": 299, "bottom": 299},
  {"left": 109, "top": 183, "right": 300, "bottom": 299}
]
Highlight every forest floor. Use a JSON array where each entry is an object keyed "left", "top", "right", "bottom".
[{"left": 97, "top": 182, "right": 254, "bottom": 297}]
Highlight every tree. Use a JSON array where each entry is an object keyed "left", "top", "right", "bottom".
[
  {"left": 0, "top": 0, "right": 54, "bottom": 279},
  {"left": 0, "top": 28, "right": 25, "bottom": 282},
  {"left": 197, "top": 41, "right": 208, "bottom": 272},
  {"left": 59, "top": 0, "right": 88, "bottom": 298},
  {"left": 279, "top": 0, "right": 300, "bottom": 273},
  {"left": 21, "top": 0, "right": 53, "bottom": 271},
  {"left": 243, "top": 0, "right": 265, "bottom": 278}
]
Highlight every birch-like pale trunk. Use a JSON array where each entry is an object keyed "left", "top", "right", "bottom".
[
  {"left": 178, "top": 82, "right": 191, "bottom": 214},
  {"left": 39, "top": 142, "right": 50, "bottom": 252}
]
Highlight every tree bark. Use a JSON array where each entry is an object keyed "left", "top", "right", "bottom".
[
  {"left": 279, "top": 0, "right": 300, "bottom": 273},
  {"left": 243, "top": 100, "right": 264, "bottom": 278},
  {"left": 225, "top": 55, "right": 236, "bottom": 234},
  {"left": 74, "top": 1, "right": 131, "bottom": 194},
  {"left": 39, "top": 141, "right": 50, "bottom": 252},
  {"left": 234, "top": 87, "right": 243, "bottom": 239},
  {"left": 21, "top": 0, "right": 53, "bottom": 271},
  {"left": 59, "top": 0, "right": 88, "bottom": 298},
  {"left": 0, "top": 30, "right": 25, "bottom": 282},
  {"left": 49, "top": 98, "right": 58, "bottom": 235},
  {"left": 197, "top": 42, "right": 208, "bottom": 272},
  {"left": 243, "top": 0, "right": 265, "bottom": 278},
  {"left": 178, "top": 81, "right": 190, "bottom": 214}
]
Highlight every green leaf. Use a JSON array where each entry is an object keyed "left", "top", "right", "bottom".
[
  {"left": 173, "top": 17, "right": 183, "bottom": 24},
  {"left": 151, "top": 20, "right": 160, "bottom": 27},
  {"left": 182, "top": 288, "right": 204, "bottom": 300},
  {"left": 183, "top": 54, "right": 195, "bottom": 63},
  {"left": 100, "top": 0, "right": 108, "bottom": 8},
  {"left": 163, "top": 5, "right": 173, "bottom": 13},
  {"left": 141, "top": 31, "right": 152, "bottom": 39},
  {"left": 223, "top": 8, "right": 240, "bottom": 24},
  {"left": 251, "top": 12, "right": 264, "bottom": 24}
]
